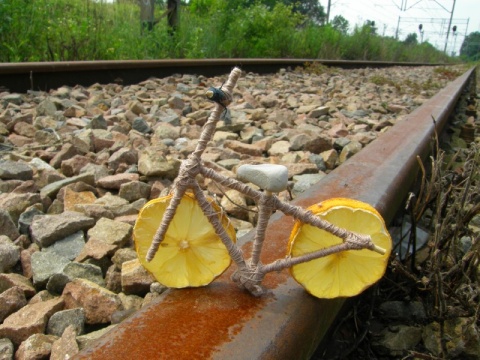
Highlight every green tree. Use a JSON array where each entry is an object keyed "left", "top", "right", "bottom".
[
  {"left": 189, "top": 0, "right": 325, "bottom": 24},
  {"left": 283, "top": 0, "right": 325, "bottom": 24},
  {"left": 460, "top": 31, "right": 480, "bottom": 60},
  {"left": 331, "top": 15, "right": 349, "bottom": 35},
  {"left": 404, "top": 33, "right": 418, "bottom": 45},
  {"left": 364, "top": 20, "right": 377, "bottom": 35}
]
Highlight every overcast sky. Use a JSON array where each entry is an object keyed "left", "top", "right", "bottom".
[{"left": 326, "top": 0, "right": 480, "bottom": 55}]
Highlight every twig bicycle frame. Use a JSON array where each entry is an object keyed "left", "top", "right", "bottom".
[{"left": 145, "top": 67, "right": 386, "bottom": 296}]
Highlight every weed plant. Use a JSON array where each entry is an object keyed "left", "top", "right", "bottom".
[{"left": 0, "top": 0, "right": 454, "bottom": 63}]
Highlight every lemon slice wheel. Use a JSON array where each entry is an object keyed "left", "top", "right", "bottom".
[
  {"left": 288, "top": 198, "right": 392, "bottom": 299},
  {"left": 134, "top": 193, "right": 236, "bottom": 288}
]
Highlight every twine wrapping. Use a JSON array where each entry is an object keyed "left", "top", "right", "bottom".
[{"left": 144, "top": 66, "right": 386, "bottom": 298}]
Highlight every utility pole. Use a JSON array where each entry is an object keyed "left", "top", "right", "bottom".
[
  {"left": 444, "top": 0, "right": 457, "bottom": 53},
  {"left": 395, "top": 16, "right": 401, "bottom": 39},
  {"left": 326, "top": 0, "right": 331, "bottom": 24},
  {"left": 140, "top": 0, "right": 155, "bottom": 32}
]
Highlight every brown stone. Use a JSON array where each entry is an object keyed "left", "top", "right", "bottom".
[
  {"left": 15, "top": 333, "right": 58, "bottom": 360},
  {"left": 0, "top": 273, "right": 36, "bottom": 298},
  {"left": 62, "top": 279, "right": 123, "bottom": 324},
  {"left": 49, "top": 143, "right": 78, "bottom": 169},
  {"left": 50, "top": 325, "right": 79, "bottom": 360},
  {"left": 0, "top": 297, "right": 64, "bottom": 346},
  {"left": 223, "top": 140, "right": 264, "bottom": 157},
  {"left": 63, "top": 187, "right": 97, "bottom": 212},
  {"left": 97, "top": 173, "right": 139, "bottom": 190},
  {"left": 121, "top": 259, "right": 155, "bottom": 296},
  {"left": 75, "top": 237, "right": 117, "bottom": 262},
  {"left": 60, "top": 155, "right": 93, "bottom": 177},
  {"left": 0, "top": 286, "right": 27, "bottom": 323}
]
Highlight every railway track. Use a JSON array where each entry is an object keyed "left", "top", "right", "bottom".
[
  {"left": 72, "top": 66, "right": 476, "bottom": 360},
  {"left": 0, "top": 59, "right": 443, "bottom": 94},
  {"left": 0, "top": 60, "right": 477, "bottom": 359}
]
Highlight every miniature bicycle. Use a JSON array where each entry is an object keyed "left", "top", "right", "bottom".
[{"left": 134, "top": 67, "right": 392, "bottom": 299}]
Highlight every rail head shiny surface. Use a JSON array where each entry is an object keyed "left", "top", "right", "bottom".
[{"left": 72, "top": 66, "right": 476, "bottom": 360}]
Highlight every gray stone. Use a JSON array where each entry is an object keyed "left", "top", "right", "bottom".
[
  {"left": 40, "top": 172, "right": 95, "bottom": 199},
  {"left": 108, "top": 148, "right": 138, "bottom": 173},
  {"left": 18, "top": 206, "right": 44, "bottom": 235},
  {"left": 0, "top": 160, "right": 33, "bottom": 180},
  {"left": 175, "top": 83, "right": 190, "bottom": 93},
  {"left": 2, "top": 93, "right": 23, "bottom": 106},
  {"left": 111, "top": 308, "right": 137, "bottom": 324},
  {"left": 111, "top": 248, "right": 137, "bottom": 270},
  {"left": 292, "top": 173, "right": 326, "bottom": 194},
  {"left": 46, "top": 273, "right": 70, "bottom": 295},
  {"left": 88, "top": 217, "right": 132, "bottom": 249},
  {"left": 289, "top": 133, "right": 310, "bottom": 151},
  {"left": 333, "top": 137, "right": 351, "bottom": 151},
  {"left": 30, "top": 251, "right": 71, "bottom": 286},
  {"left": 160, "top": 113, "right": 180, "bottom": 126},
  {"left": 308, "top": 154, "right": 327, "bottom": 171},
  {"left": 138, "top": 147, "right": 181, "bottom": 179},
  {"left": 118, "top": 292, "right": 143, "bottom": 311},
  {"left": 63, "top": 262, "right": 105, "bottom": 287},
  {"left": 43, "top": 231, "right": 86, "bottom": 261},
  {"left": 339, "top": 140, "right": 362, "bottom": 163},
  {"left": 378, "top": 301, "right": 427, "bottom": 323},
  {"left": 118, "top": 181, "right": 151, "bottom": 202},
  {"left": 154, "top": 123, "right": 180, "bottom": 140},
  {"left": 36, "top": 99, "right": 57, "bottom": 116},
  {"left": 79, "top": 163, "right": 109, "bottom": 183},
  {"left": 0, "top": 235, "right": 21, "bottom": 273},
  {"left": 89, "top": 114, "right": 107, "bottom": 130},
  {"left": 373, "top": 325, "right": 422, "bottom": 357},
  {"left": 309, "top": 106, "right": 330, "bottom": 118},
  {"left": 0, "top": 192, "right": 42, "bottom": 224},
  {"left": 150, "top": 282, "right": 168, "bottom": 294},
  {"left": 0, "top": 338, "right": 14, "bottom": 360},
  {"left": 30, "top": 211, "right": 94, "bottom": 248},
  {"left": 105, "top": 265, "right": 122, "bottom": 293},
  {"left": 47, "top": 308, "right": 85, "bottom": 337},
  {"left": 132, "top": 117, "right": 152, "bottom": 134},
  {"left": 76, "top": 324, "right": 116, "bottom": 351},
  {"left": 217, "top": 158, "right": 241, "bottom": 170}
]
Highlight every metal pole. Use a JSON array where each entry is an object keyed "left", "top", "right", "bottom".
[
  {"left": 444, "top": 0, "right": 456, "bottom": 53},
  {"left": 395, "top": 16, "right": 401, "bottom": 39}
]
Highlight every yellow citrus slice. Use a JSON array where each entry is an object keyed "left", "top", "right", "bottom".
[
  {"left": 134, "top": 192, "right": 236, "bottom": 288},
  {"left": 288, "top": 198, "right": 392, "bottom": 299}
]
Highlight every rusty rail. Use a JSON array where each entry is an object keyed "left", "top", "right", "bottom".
[
  {"left": 0, "top": 59, "right": 443, "bottom": 93},
  {"left": 73, "top": 66, "right": 476, "bottom": 360}
]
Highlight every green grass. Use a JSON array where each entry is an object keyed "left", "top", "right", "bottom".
[{"left": 0, "top": 0, "right": 455, "bottom": 63}]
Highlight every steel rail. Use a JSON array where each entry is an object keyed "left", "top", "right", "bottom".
[
  {"left": 72, "top": 66, "right": 476, "bottom": 360},
  {"left": 0, "top": 59, "right": 443, "bottom": 93}
]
